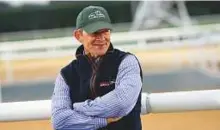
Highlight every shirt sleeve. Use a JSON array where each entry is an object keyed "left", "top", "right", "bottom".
[
  {"left": 51, "top": 73, "right": 107, "bottom": 130},
  {"left": 73, "top": 54, "right": 142, "bottom": 118}
]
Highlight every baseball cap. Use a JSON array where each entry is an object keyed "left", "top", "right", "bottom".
[{"left": 76, "top": 6, "right": 112, "bottom": 33}]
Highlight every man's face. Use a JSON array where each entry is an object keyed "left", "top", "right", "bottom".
[{"left": 75, "top": 29, "right": 111, "bottom": 58}]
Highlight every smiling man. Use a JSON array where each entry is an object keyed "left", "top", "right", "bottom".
[{"left": 51, "top": 6, "right": 144, "bottom": 130}]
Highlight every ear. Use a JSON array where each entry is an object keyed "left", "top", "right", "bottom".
[{"left": 73, "top": 29, "right": 82, "bottom": 42}]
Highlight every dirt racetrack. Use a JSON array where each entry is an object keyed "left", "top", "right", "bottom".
[
  {"left": 0, "top": 110, "right": 220, "bottom": 130},
  {"left": 1, "top": 44, "right": 220, "bottom": 83}
]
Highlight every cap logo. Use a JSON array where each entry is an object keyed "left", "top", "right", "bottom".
[{"left": 88, "top": 10, "right": 105, "bottom": 20}]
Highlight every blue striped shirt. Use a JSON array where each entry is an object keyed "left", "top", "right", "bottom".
[{"left": 51, "top": 54, "right": 142, "bottom": 130}]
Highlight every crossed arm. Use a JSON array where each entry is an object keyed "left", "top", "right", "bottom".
[
  {"left": 51, "top": 74, "right": 107, "bottom": 130},
  {"left": 73, "top": 54, "right": 142, "bottom": 118},
  {"left": 51, "top": 55, "right": 142, "bottom": 129}
]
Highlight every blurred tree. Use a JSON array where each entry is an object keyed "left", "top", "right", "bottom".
[
  {"left": 186, "top": 1, "right": 220, "bottom": 15},
  {"left": 0, "top": 1, "right": 220, "bottom": 33},
  {"left": 0, "top": 1, "right": 132, "bottom": 33},
  {"left": 0, "top": 1, "right": 10, "bottom": 11}
]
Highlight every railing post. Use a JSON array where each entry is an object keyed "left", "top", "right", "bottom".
[
  {"left": 4, "top": 51, "right": 14, "bottom": 84},
  {"left": 0, "top": 80, "right": 2, "bottom": 103}
]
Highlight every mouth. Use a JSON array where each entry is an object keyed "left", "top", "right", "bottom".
[
  {"left": 93, "top": 44, "right": 106, "bottom": 50},
  {"left": 93, "top": 42, "right": 107, "bottom": 46},
  {"left": 93, "top": 44, "right": 106, "bottom": 46}
]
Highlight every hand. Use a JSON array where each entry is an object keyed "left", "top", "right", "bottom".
[{"left": 107, "top": 117, "right": 122, "bottom": 124}]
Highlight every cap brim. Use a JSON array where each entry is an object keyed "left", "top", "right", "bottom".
[{"left": 83, "top": 21, "right": 112, "bottom": 34}]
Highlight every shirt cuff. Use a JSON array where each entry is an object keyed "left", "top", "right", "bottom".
[{"left": 94, "top": 118, "right": 107, "bottom": 129}]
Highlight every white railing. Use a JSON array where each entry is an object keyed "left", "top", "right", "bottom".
[
  {"left": 1, "top": 23, "right": 220, "bottom": 61},
  {"left": 0, "top": 90, "right": 220, "bottom": 121},
  {"left": 1, "top": 23, "right": 220, "bottom": 83}
]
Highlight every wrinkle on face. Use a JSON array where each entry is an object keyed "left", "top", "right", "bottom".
[{"left": 80, "top": 29, "right": 111, "bottom": 58}]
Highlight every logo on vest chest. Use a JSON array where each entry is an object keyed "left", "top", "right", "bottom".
[{"left": 100, "top": 80, "right": 115, "bottom": 87}]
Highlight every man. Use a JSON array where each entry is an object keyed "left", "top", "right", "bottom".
[{"left": 51, "top": 5, "right": 143, "bottom": 130}]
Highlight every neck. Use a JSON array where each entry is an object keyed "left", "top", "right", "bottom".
[
  {"left": 89, "top": 54, "right": 101, "bottom": 60},
  {"left": 84, "top": 52, "right": 99, "bottom": 59}
]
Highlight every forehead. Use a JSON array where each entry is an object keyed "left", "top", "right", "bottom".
[
  {"left": 95, "top": 28, "right": 110, "bottom": 33},
  {"left": 82, "top": 28, "right": 110, "bottom": 35}
]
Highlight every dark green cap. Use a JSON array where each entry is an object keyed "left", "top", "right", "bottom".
[{"left": 76, "top": 6, "right": 112, "bottom": 33}]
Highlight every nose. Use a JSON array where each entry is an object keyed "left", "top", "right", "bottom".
[{"left": 95, "top": 33, "right": 105, "bottom": 40}]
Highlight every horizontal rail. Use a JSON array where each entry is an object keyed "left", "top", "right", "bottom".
[
  {"left": 0, "top": 23, "right": 220, "bottom": 52},
  {"left": 0, "top": 89, "right": 219, "bottom": 121}
]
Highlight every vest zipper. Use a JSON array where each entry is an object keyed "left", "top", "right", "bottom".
[
  {"left": 90, "top": 70, "right": 97, "bottom": 98},
  {"left": 86, "top": 56, "right": 98, "bottom": 98},
  {"left": 86, "top": 55, "right": 104, "bottom": 99}
]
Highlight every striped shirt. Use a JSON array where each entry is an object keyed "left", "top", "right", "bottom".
[{"left": 51, "top": 54, "right": 142, "bottom": 130}]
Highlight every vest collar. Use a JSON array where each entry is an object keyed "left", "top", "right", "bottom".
[{"left": 75, "top": 43, "right": 114, "bottom": 59}]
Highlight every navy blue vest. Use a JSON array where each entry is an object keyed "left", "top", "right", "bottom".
[{"left": 61, "top": 44, "right": 143, "bottom": 130}]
